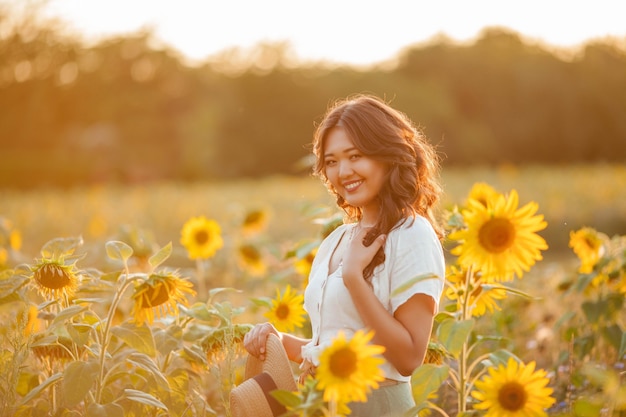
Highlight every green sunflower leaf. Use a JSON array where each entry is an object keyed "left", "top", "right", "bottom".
[
  {"left": 19, "top": 372, "right": 62, "bottom": 406},
  {"left": 436, "top": 318, "right": 474, "bottom": 358},
  {"left": 411, "top": 363, "right": 450, "bottom": 405},
  {"left": 148, "top": 241, "right": 172, "bottom": 268},
  {"left": 62, "top": 360, "right": 99, "bottom": 407},
  {"left": 111, "top": 322, "right": 156, "bottom": 356},
  {"left": 105, "top": 240, "right": 134, "bottom": 263},
  {"left": 123, "top": 388, "right": 168, "bottom": 410},
  {"left": 86, "top": 403, "right": 124, "bottom": 417}
]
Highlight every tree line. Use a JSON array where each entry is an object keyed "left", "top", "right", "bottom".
[{"left": 1, "top": 7, "right": 625, "bottom": 188}]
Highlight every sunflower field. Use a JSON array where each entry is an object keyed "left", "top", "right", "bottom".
[{"left": 0, "top": 164, "right": 625, "bottom": 417}]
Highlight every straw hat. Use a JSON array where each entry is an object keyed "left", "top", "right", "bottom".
[{"left": 230, "top": 333, "right": 298, "bottom": 417}]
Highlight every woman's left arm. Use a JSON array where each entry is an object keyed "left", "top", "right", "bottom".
[
  {"left": 344, "top": 277, "right": 435, "bottom": 376},
  {"left": 342, "top": 228, "right": 438, "bottom": 376}
]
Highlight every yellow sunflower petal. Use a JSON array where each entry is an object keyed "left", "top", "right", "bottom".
[
  {"left": 263, "top": 285, "right": 306, "bottom": 332},
  {"left": 472, "top": 358, "right": 555, "bottom": 417},
  {"left": 449, "top": 189, "right": 548, "bottom": 281},
  {"left": 316, "top": 330, "right": 385, "bottom": 404},
  {"left": 131, "top": 271, "right": 196, "bottom": 326},
  {"left": 180, "top": 216, "right": 224, "bottom": 260}
]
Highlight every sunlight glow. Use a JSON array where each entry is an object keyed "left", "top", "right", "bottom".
[{"left": 28, "top": 0, "right": 626, "bottom": 67}]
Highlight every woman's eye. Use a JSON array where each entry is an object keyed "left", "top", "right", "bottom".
[
  {"left": 325, "top": 159, "right": 336, "bottom": 167},
  {"left": 349, "top": 154, "right": 361, "bottom": 160}
]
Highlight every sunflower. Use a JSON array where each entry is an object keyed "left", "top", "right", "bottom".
[
  {"left": 316, "top": 329, "right": 385, "bottom": 404},
  {"left": 449, "top": 189, "right": 548, "bottom": 281},
  {"left": 31, "top": 259, "right": 80, "bottom": 300},
  {"left": 237, "top": 244, "right": 267, "bottom": 276},
  {"left": 445, "top": 265, "right": 507, "bottom": 317},
  {"left": 131, "top": 271, "right": 196, "bottom": 326},
  {"left": 472, "top": 358, "right": 555, "bottom": 417},
  {"left": 569, "top": 227, "right": 605, "bottom": 274},
  {"left": 180, "top": 216, "right": 223, "bottom": 260},
  {"left": 294, "top": 247, "right": 317, "bottom": 288},
  {"left": 423, "top": 341, "right": 448, "bottom": 365},
  {"left": 466, "top": 182, "right": 499, "bottom": 208},
  {"left": 31, "top": 334, "right": 77, "bottom": 362},
  {"left": 263, "top": 285, "right": 306, "bottom": 332},
  {"left": 241, "top": 209, "right": 268, "bottom": 235}
]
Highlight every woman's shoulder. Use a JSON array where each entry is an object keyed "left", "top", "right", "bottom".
[{"left": 392, "top": 215, "right": 437, "bottom": 238}]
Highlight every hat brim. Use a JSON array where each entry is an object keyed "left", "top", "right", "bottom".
[
  {"left": 230, "top": 333, "right": 298, "bottom": 417},
  {"left": 230, "top": 374, "right": 277, "bottom": 417},
  {"left": 244, "top": 333, "right": 297, "bottom": 392}
]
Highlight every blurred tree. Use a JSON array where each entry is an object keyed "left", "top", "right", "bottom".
[{"left": 1, "top": 6, "right": 625, "bottom": 188}]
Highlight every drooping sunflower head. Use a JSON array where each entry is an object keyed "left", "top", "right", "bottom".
[
  {"left": 472, "top": 358, "right": 555, "bottom": 417},
  {"left": 31, "top": 259, "right": 80, "bottom": 300},
  {"left": 31, "top": 334, "right": 76, "bottom": 362},
  {"left": 241, "top": 209, "right": 269, "bottom": 235},
  {"left": 316, "top": 330, "right": 385, "bottom": 404},
  {"left": 423, "top": 341, "right": 448, "bottom": 365},
  {"left": 263, "top": 285, "right": 306, "bottom": 332},
  {"left": 449, "top": 189, "right": 548, "bottom": 281},
  {"left": 131, "top": 270, "right": 196, "bottom": 326},
  {"left": 201, "top": 323, "right": 253, "bottom": 361},
  {"left": 237, "top": 244, "right": 266, "bottom": 276},
  {"left": 180, "top": 216, "right": 224, "bottom": 260},
  {"left": 569, "top": 227, "right": 606, "bottom": 274}
]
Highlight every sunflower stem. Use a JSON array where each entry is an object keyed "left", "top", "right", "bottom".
[
  {"left": 94, "top": 269, "right": 136, "bottom": 403},
  {"left": 426, "top": 401, "right": 451, "bottom": 417},
  {"left": 466, "top": 352, "right": 492, "bottom": 391},
  {"left": 458, "top": 265, "right": 474, "bottom": 413},
  {"left": 196, "top": 258, "right": 206, "bottom": 301}
]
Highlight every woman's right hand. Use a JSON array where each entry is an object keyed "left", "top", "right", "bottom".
[{"left": 243, "top": 322, "right": 280, "bottom": 361}]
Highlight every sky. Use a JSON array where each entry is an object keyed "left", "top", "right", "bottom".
[{"left": 24, "top": 0, "right": 626, "bottom": 67}]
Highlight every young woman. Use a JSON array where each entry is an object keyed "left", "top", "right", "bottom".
[{"left": 243, "top": 94, "right": 445, "bottom": 416}]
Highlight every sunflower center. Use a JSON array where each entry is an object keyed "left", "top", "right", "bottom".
[
  {"left": 470, "top": 283, "right": 483, "bottom": 298},
  {"left": 329, "top": 346, "right": 357, "bottom": 379},
  {"left": 140, "top": 284, "right": 170, "bottom": 308},
  {"left": 244, "top": 211, "right": 263, "bottom": 225},
  {"left": 478, "top": 218, "right": 516, "bottom": 253},
  {"left": 498, "top": 381, "right": 527, "bottom": 411},
  {"left": 194, "top": 230, "right": 209, "bottom": 245},
  {"left": 35, "top": 264, "right": 72, "bottom": 290},
  {"left": 240, "top": 245, "right": 261, "bottom": 261},
  {"left": 275, "top": 303, "right": 290, "bottom": 320}
]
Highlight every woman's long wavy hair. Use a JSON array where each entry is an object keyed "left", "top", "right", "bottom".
[{"left": 312, "top": 94, "right": 444, "bottom": 281}]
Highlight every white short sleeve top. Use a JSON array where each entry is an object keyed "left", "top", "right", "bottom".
[{"left": 301, "top": 215, "right": 445, "bottom": 382}]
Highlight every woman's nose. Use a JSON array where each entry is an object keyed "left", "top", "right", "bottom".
[{"left": 338, "top": 160, "right": 353, "bottom": 178}]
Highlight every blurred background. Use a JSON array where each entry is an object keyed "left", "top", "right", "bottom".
[
  {"left": 2, "top": 0, "right": 626, "bottom": 186},
  {"left": 1, "top": 0, "right": 625, "bottom": 256}
]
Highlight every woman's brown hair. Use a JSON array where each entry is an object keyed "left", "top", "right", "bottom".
[{"left": 312, "top": 94, "right": 443, "bottom": 281}]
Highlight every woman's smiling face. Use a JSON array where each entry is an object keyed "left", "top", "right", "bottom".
[{"left": 322, "top": 126, "right": 387, "bottom": 217}]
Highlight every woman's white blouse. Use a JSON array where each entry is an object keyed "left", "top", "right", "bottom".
[{"left": 301, "top": 216, "right": 445, "bottom": 382}]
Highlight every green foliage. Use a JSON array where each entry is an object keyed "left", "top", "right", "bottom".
[
  {"left": 0, "top": 177, "right": 625, "bottom": 416},
  {"left": 552, "top": 230, "right": 626, "bottom": 411},
  {"left": 0, "top": 234, "right": 250, "bottom": 416}
]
